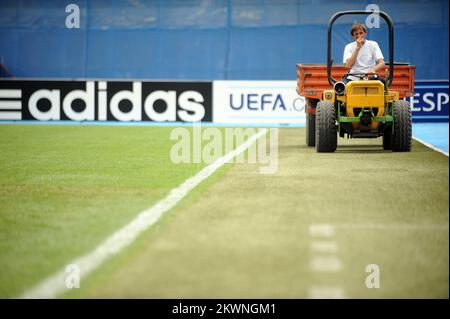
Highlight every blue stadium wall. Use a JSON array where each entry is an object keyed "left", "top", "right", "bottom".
[{"left": 0, "top": 0, "right": 448, "bottom": 80}]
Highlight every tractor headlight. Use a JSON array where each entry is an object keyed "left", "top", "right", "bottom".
[{"left": 333, "top": 81, "right": 346, "bottom": 95}]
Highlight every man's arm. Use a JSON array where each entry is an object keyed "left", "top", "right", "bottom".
[
  {"left": 368, "top": 58, "right": 385, "bottom": 74},
  {"left": 345, "top": 48, "right": 360, "bottom": 68},
  {"left": 345, "top": 37, "right": 364, "bottom": 69},
  {"left": 368, "top": 42, "right": 385, "bottom": 74}
]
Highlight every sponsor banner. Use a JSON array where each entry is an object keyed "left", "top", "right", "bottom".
[
  {"left": 0, "top": 80, "right": 212, "bottom": 122},
  {"left": 213, "top": 80, "right": 449, "bottom": 124},
  {"left": 213, "top": 81, "right": 305, "bottom": 125},
  {"left": 409, "top": 80, "right": 449, "bottom": 122},
  {"left": 1, "top": 79, "right": 447, "bottom": 124}
]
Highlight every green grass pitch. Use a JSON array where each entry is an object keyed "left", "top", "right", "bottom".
[{"left": 0, "top": 124, "right": 448, "bottom": 298}]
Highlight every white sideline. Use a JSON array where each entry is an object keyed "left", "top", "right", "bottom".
[
  {"left": 310, "top": 241, "right": 338, "bottom": 253},
  {"left": 19, "top": 129, "right": 268, "bottom": 299},
  {"left": 413, "top": 136, "right": 449, "bottom": 157},
  {"left": 310, "top": 256, "right": 343, "bottom": 272},
  {"left": 335, "top": 223, "right": 449, "bottom": 230},
  {"left": 308, "top": 286, "right": 346, "bottom": 299},
  {"left": 309, "top": 224, "right": 335, "bottom": 237}
]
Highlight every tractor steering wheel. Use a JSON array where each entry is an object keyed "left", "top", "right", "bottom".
[{"left": 343, "top": 72, "right": 379, "bottom": 81}]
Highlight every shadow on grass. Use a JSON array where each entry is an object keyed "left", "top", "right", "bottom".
[{"left": 335, "top": 144, "right": 388, "bottom": 154}]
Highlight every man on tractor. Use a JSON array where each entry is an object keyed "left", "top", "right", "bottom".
[
  {"left": 298, "top": 10, "right": 413, "bottom": 153},
  {"left": 343, "top": 22, "right": 386, "bottom": 85}
]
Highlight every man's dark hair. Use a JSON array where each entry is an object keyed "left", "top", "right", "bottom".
[{"left": 350, "top": 22, "right": 367, "bottom": 36}]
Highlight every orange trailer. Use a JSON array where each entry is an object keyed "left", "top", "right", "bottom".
[{"left": 297, "top": 64, "right": 415, "bottom": 114}]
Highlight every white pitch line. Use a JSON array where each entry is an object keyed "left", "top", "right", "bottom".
[
  {"left": 309, "top": 224, "right": 335, "bottom": 237},
  {"left": 413, "top": 136, "right": 449, "bottom": 157},
  {"left": 19, "top": 129, "right": 268, "bottom": 299},
  {"left": 310, "top": 241, "right": 338, "bottom": 253},
  {"left": 334, "top": 223, "right": 449, "bottom": 231},
  {"left": 310, "top": 256, "right": 343, "bottom": 272},
  {"left": 308, "top": 286, "right": 346, "bottom": 299}
]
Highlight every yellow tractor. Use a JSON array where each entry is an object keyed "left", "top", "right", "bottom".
[{"left": 297, "top": 10, "right": 415, "bottom": 152}]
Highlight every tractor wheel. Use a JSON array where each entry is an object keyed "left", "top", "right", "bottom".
[
  {"left": 306, "top": 112, "right": 316, "bottom": 146},
  {"left": 392, "top": 100, "right": 412, "bottom": 152},
  {"left": 382, "top": 127, "right": 393, "bottom": 150},
  {"left": 315, "top": 101, "right": 337, "bottom": 152}
]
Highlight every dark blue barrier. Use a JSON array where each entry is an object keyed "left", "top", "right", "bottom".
[{"left": 0, "top": 0, "right": 448, "bottom": 81}]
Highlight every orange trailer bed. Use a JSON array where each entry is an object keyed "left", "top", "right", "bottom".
[{"left": 296, "top": 64, "right": 415, "bottom": 100}]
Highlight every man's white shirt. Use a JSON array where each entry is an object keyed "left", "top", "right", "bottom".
[{"left": 343, "top": 40, "right": 384, "bottom": 80}]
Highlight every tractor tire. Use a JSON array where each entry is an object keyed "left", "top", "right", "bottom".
[
  {"left": 306, "top": 112, "right": 316, "bottom": 147},
  {"left": 315, "top": 101, "right": 337, "bottom": 152},
  {"left": 392, "top": 100, "right": 412, "bottom": 152},
  {"left": 382, "top": 128, "right": 393, "bottom": 150}
]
